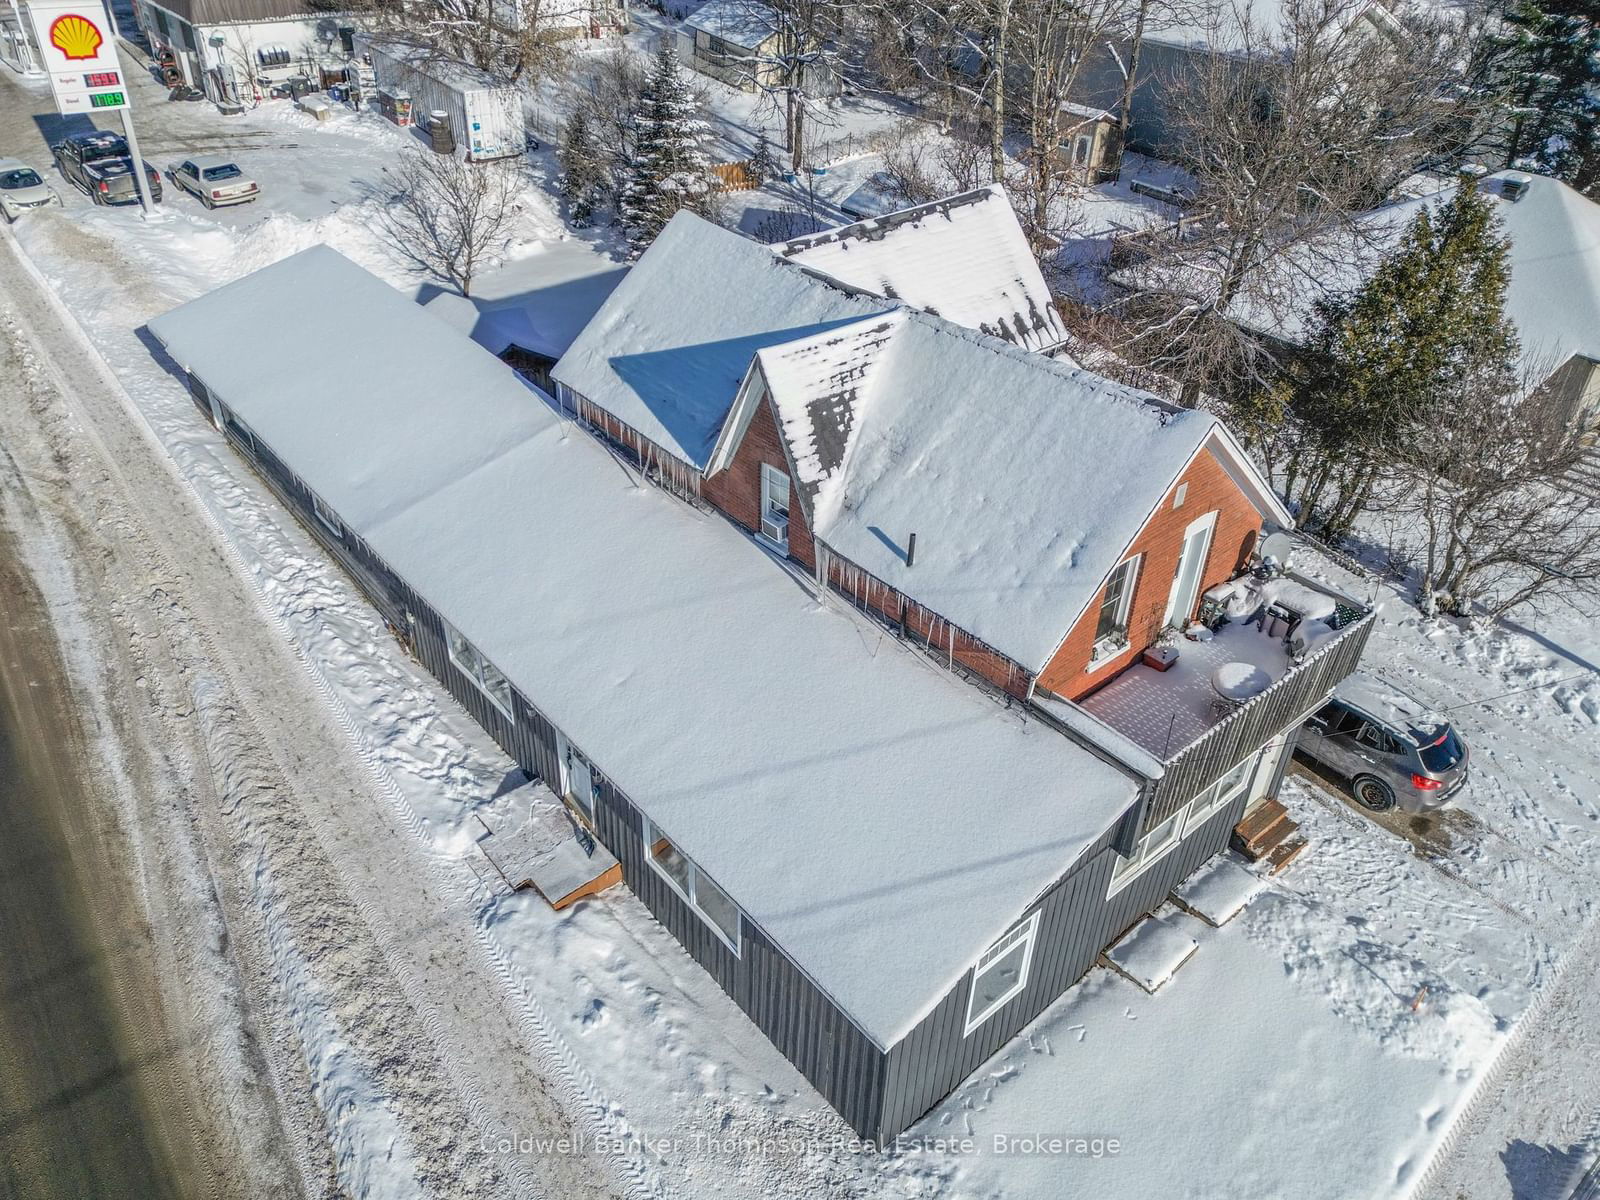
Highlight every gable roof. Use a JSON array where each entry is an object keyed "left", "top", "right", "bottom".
[
  {"left": 1228, "top": 171, "right": 1600, "bottom": 384},
  {"left": 148, "top": 245, "right": 1140, "bottom": 1049},
  {"left": 683, "top": 0, "right": 781, "bottom": 49},
  {"left": 777, "top": 185, "right": 1070, "bottom": 355},
  {"left": 747, "top": 311, "right": 1269, "bottom": 671},
  {"left": 551, "top": 213, "right": 892, "bottom": 470}
]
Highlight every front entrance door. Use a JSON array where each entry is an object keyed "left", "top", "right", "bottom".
[{"left": 1165, "top": 512, "right": 1216, "bottom": 628}]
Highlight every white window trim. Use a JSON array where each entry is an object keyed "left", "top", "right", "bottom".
[
  {"left": 963, "top": 910, "right": 1041, "bottom": 1036},
  {"left": 311, "top": 492, "right": 343, "bottom": 538},
  {"left": 640, "top": 815, "right": 743, "bottom": 955},
  {"left": 1181, "top": 757, "right": 1254, "bottom": 837},
  {"left": 1090, "top": 554, "right": 1141, "bottom": 663},
  {"left": 1107, "top": 809, "right": 1184, "bottom": 896},
  {"left": 758, "top": 461, "right": 790, "bottom": 551},
  {"left": 442, "top": 618, "right": 514, "bottom": 720}
]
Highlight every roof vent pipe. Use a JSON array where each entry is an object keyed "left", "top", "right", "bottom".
[{"left": 906, "top": 532, "right": 917, "bottom": 568}]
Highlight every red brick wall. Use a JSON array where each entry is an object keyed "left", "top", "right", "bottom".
[
  {"left": 701, "top": 394, "right": 817, "bottom": 573},
  {"left": 1037, "top": 447, "right": 1263, "bottom": 702},
  {"left": 824, "top": 557, "right": 1033, "bottom": 698},
  {"left": 702, "top": 396, "right": 1031, "bottom": 697}
]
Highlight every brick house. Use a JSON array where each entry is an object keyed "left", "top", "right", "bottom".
[{"left": 150, "top": 195, "right": 1373, "bottom": 1142}]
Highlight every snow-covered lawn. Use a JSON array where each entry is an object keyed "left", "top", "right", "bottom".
[{"left": 3, "top": 41, "right": 1597, "bottom": 1200}]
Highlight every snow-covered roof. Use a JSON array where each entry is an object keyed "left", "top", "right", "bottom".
[
  {"left": 684, "top": 0, "right": 781, "bottom": 50},
  {"left": 422, "top": 242, "right": 628, "bottom": 360},
  {"left": 148, "top": 245, "right": 1139, "bottom": 1049},
  {"left": 778, "top": 186, "right": 1070, "bottom": 355},
  {"left": 552, "top": 214, "right": 893, "bottom": 469},
  {"left": 1229, "top": 171, "right": 1600, "bottom": 383},
  {"left": 749, "top": 310, "right": 1233, "bottom": 671},
  {"left": 1142, "top": 0, "right": 1411, "bottom": 53}
]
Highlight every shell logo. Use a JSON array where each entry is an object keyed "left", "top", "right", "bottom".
[{"left": 48, "top": 13, "right": 104, "bottom": 61}]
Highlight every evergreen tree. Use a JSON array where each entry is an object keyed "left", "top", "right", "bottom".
[
  {"left": 559, "top": 109, "right": 607, "bottom": 227},
  {"left": 1286, "top": 181, "right": 1521, "bottom": 539},
  {"left": 749, "top": 132, "right": 780, "bottom": 183},
  {"left": 619, "top": 47, "right": 716, "bottom": 253},
  {"left": 1495, "top": 0, "right": 1600, "bottom": 196}
]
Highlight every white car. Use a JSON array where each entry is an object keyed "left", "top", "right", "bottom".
[
  {"left": 0, "top": 157, "right": 60, "bottom": 222},
  {"left": 167, "top": 155, "right": 260, "bottom": 208}
]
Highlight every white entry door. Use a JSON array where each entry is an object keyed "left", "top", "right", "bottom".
[{"left": 1165, "top": 511, "right": 1217, "bottom": 628}]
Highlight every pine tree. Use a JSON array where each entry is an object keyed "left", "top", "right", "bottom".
[
  {"left": 1287, "top": 181, "right": 1521, "bottom": 539},
  {"left": 1495, "top": 0, "right": 1600, "bottom": 196},
  {"left": 619, "top": 47, "right": 715, "bottom": 254},
  {"left": 749, "top": 133, "right": 780, "bottom": 183},
  {"left": 559, "top": 109, "right": 607, "bottom": 227}
]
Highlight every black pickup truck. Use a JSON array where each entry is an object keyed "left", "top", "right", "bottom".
[{"left": 52, "top": 130, "right": 162, "bottom": 206}]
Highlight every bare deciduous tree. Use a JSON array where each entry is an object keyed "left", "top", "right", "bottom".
[
  {"left": 1106, "top": 0, "right": 1498, "bottom": 408},
  {"left": 373, "top": 149, "right": 522, "bottom": 296}
]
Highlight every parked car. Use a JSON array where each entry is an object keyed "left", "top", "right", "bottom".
[
  {"left": 0, "top": 158, "right": 59, "bottom": 221},
  {"left": 52, "top": 130, "right": 162, "bottom": 206},
  {"left": 166, "top": 155, "right": 260, "bottom": 208},
  {"left": 1297, "top": 674, "right": 1470, "bottom": 813}
]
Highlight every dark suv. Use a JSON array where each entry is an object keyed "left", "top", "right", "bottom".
[
  {"left": 52, "top": 130, "right": 162, "bottom": 206},
  {"left": 1297, "top": 674, "right": 1470, "bottom": 813}
]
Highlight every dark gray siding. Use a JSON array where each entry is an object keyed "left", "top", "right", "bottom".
[
  {"left": 877, "top": 790, "right": 1245, "bottom": 1139},
  {"left": 200, "top": 383, "right": 1283, "bottom": 1145},
  {"left": 203, "top": 391, "right": 891, "bottom": 1136}
]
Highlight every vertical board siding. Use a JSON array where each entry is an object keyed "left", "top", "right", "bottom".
[
  {"left": 594, "top": 783, "right": 887, "bottom": 1136},
  {"left": 877, "top": 796, "right": 1241, "bottom": 1139},
  {"left": 210, "top": 397, "right": 890, "bottom": 1137},
  {"left": 205, "top": 380, "right": 1323, "bottom": 1146}
]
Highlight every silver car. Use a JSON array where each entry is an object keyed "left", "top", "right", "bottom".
[
  {"left": 0, "top": 158, "right": 60, "bottom": 222},
  {"left": 167, "top": 155, "right": 260, "bottom": 208},
  {"left": 1297, "top": 674, "right": 1470, "bottom": 813}
]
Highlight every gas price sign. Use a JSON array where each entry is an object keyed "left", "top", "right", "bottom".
[{"left": 26, "top": 0, "right": 130, "bottom": 114}]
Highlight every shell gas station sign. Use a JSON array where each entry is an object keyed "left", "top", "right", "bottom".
[{"left": 26, "top": 0, "right": 129, "bottom": 114}]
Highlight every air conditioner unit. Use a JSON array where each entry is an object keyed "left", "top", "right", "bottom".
[{"left": 761, "top": 512, "right": 788, "bottom": 545}]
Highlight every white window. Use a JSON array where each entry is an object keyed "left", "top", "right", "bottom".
[
  {"left": 1172, "top": 482, "right": 1188, "bottom": 509},
  {"left": 1181, "top": 753, "right": 1257, "bottom": 836},
  {"left": 1108, "top": 809, "right": 1183, "bottom": 895},
  {"left": 641, "top": 816, "right": 742, "bottom": 954},
  {"left": 964, "top": 910, "right": 1041, "bottom": 1035},
  {"left": 1092, "top": 555, "right": 1140, "bottom": 658},
  {"left": 443, "top": 619, "right": 514, "bottom": 719},
  {"left": 759, "top": 462, "right": 790, "bottom": 551},
  {"left": 311, "top": 493, "right": 342, "bottom": 538}
]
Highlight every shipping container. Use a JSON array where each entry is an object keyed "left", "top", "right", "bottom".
[{"left": 360, "top": 38, "right": 524, "bottom": 162}]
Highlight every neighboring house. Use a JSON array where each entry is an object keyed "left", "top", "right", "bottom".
[
  {"left": 678, "top": 0, "right": 836, "bottom": 96},
  {"left": 1224, "top": 171, "right": 1600, "bottom": 436},
  {"left": 134, "top": 0, "right": 359, "bottom": 99},
  {"left": 680, "top": 0, "right": 783, "bottom": 90},
  {"left": 150, "top": 211, "right": 1371, "bottom": 1140},
  {"left": 775, "top": 184, "right": 1070, "bottom": 355},
  {"left": 1071, "top": 0, "right": 1419, "bottom": 157}
]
